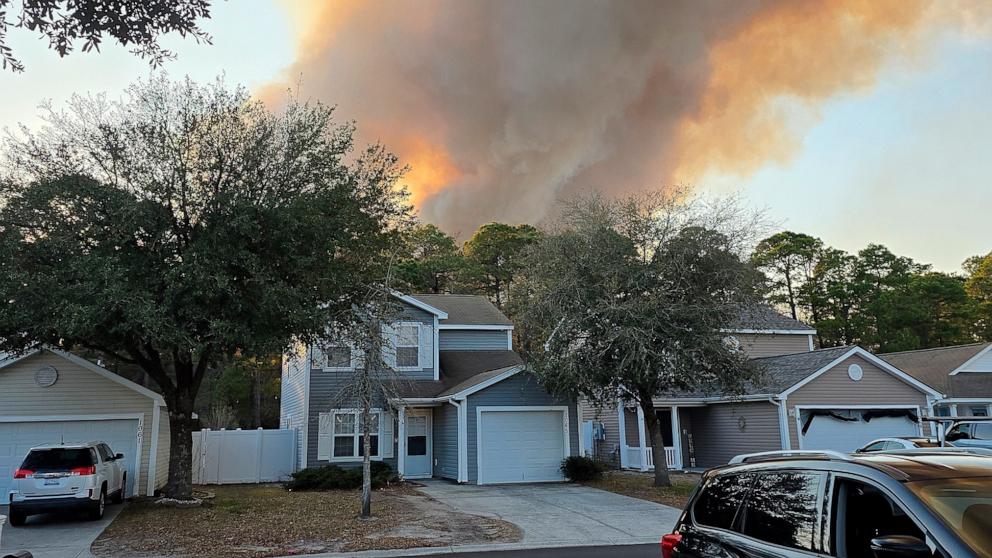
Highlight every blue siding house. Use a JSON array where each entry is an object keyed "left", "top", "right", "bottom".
[{"left": 280, "top": 293, "right": 579, "bottom": 484}]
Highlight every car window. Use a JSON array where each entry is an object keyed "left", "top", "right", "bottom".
[
  {"left": 973, "top": 423, "right": 992, "bottom": 441},
  {"left": 862, "top": 441, "right": 888, "bottom": 452},
  {"left": 98, "top": 444, "right": 114, "bottom": 461},
  {"left": 909, "top": 477, "right": 992, "bottom": 558},
  {"left": 693, "top": 473, "right": 753, "bottom": 530},
  {"left": 21, "top": 448, "right": 96, "bottom": 471},
  {"left": 833, "top": 478, "right": 926, "bottom": 558},
  {"left": 947, "top": 424, "right": 971, "bottom": 441},
  {"left": 739, "top": 471, "right": 823, "bottom": 552}
]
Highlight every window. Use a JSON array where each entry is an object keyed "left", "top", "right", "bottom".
[
  {"left": 861, "top": 441, "right": 889, "bottom": 452},
  {"left": 973, "top": 423, "right": 992, "bottom": 441},
  {"left": 331, "top": 411, "right": 381, "bottom": 458},
  {"left": 22, "top": 448, "right": 95, "bottom": 470},
  {"left": 315, "top": 344, "right": 352, "bottom": 370},
  {"left": 740, "top": 472, "right": 822, "bottom": 552},
  {"left": 693, "top": 473, "right": 753, "bottom": 530},
  {"left": 834, "top": 478, "right": 925, "bottom": 558},
  {"left": 395, "top": 324, "right": 420, "bottom": 368},
  {"left": 971, "top": 405, "right": 990, "bottom": 417},
  {"left": 935, "top": 405, "right": 952, "bottom": 417},
  {"left": 407, "top": 415, "right": 427, "bottom": 456},
  {"left": 97, "top": 444, "right": 115, "bottom": 462}
]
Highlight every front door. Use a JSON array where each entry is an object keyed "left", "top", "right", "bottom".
[{"left": 404, "top": 410, "right": 432, "bottom": 479}]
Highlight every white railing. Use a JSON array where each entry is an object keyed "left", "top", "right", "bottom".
[
  {"left": 624, "top": 445, "right": 679, "bottom": 470},
  {"left": 193, "top": 428, "right": 297, "bottom": 485}
]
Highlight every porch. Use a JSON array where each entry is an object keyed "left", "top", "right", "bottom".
[{"left": 618, "top": 405, "right": 684, "bottom": 471}]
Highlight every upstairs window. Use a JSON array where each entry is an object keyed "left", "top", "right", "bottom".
[
  {"left": 314, "top": 343, "right": 353, "bottom": 370},
  {"left": 395, "top": 323, "right": 420, "bottom": 368}
]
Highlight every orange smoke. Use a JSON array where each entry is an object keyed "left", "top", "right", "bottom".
[{"left": 265, "top": 1, "right": 985, "bottom": 236}]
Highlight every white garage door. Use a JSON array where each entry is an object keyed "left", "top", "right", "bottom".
[
  {"left": 478, "top": 409, "right": 567, "bottom": 484},
  {"left": 0, "top": 419, "right": 139, "bottom": 498},
  {"left": 801, "top": 411, "right": 919, "bottom": 453}
]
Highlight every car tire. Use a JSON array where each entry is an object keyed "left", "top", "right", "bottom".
[
  {"left": 8, "top": 508, "right": 26, "bottom": 527},
  {"left": 90, "top": 487, "right": 106, "bottom": 521},
  {"left": 112, "top": 474, "right": 126, "bottom": 504}
]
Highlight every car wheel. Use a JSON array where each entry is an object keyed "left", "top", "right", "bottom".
[
  {"left": 8, "top": 508, "right": 26, "bottom": 527},
  {"left": 90, "top": 487, "right": 106, "bottom": 520},
  {"left": 112, "top": 474, "right": 126, "bottom": 504}
]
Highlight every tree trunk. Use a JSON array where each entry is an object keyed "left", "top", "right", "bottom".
[
  {"left": 360, "top": 410, "right": 372, "bottom": 519},
  {"left": 640, "top": 400, "right": 671, "bottom": 487},
  {"left": 164, "top": 398, "right": 197, "bottom": 500}
]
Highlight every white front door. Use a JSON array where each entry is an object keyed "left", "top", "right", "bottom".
[{"left": 404, "top": 410, "right": 432, "bottom": 479}]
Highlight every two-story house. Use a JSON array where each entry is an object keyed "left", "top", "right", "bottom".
[
  {"left": 281, "top": 293, "right": 579, "bottom": 485},
  {"left": 582, "top": 305, "right": 942, "bottom": 470},
  {"left": 880, "top": 342, "right": 992, "bottom": 418}
]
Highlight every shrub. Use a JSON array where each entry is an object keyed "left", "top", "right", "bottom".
[
  {"left": 284, "top": 462, "right": 398, "bottom": 491},
  {"left": 560, "top": 456, "right": 606, "bottom": 482}
]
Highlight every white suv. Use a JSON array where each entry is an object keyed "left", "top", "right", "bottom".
[{"left": 7, "top": 441, "right": 127, "bottom": 526}]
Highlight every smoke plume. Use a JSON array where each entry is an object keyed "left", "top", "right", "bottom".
[{"left": 261, "top": 0, "right": 983, "bottom": 237}]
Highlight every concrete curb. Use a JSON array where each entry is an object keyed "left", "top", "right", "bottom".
[{"left": 274, "top": 539, "right": 662, "bottom": 558}]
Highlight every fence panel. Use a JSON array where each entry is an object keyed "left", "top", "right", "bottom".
[{"left": 192, "top": 428, "right": 297, "bottom": 485}]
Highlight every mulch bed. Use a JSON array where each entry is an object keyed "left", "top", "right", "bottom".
[
  {"left": 91, "top": 483, "right": 520, "bottom": 558},
  {"left": 585, "top": 470, "right": 701, "bottom": 508}
]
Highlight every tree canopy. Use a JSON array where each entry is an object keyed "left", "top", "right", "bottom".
[
  {"left": 514, "top": 192, "right": 763, "bottom": 486},
  {"left": 0, "top": 0, "right": 213, "bottom": 72},
  {"left": 461, "top": 222, "right": 541, "bottom": 308},
  {"left": 0, "top": 76, "right": 409, "bottom": 499}
]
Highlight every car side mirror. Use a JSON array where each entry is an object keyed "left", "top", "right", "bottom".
[
  {"left": 870, "top": 535, "right": 932, "bottom": 558},
  {"left": 115, "top": 453, "right": 124, "bottom": 460}
]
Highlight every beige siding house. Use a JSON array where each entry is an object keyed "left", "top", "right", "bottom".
[
  {"left": 581, "top": 305, "right": 943, "bottom": 470},
  {"left": 0, "top": 348, "right": 169, "bottom": 498}
]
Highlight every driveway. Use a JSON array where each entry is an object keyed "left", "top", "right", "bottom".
[
  {"left": 415, "top": 481, "right": 681, "bottom": 546},
  {"left": 0, "top": 504, "right": 122, "bottom": 558}
]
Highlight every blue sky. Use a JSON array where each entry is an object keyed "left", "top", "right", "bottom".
[{"left": 1, "top": 3, "right": 989, "bottom": 273}]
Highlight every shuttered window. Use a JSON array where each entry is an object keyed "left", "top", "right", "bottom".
[{"left": 317, "top": 410, "right": 394, "bottom": 461}]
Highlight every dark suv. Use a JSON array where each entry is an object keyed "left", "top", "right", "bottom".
[{"left": 662, "top": 450, "right": 992, "bottom": 558}]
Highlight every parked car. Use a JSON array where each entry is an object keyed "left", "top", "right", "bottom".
[
  {"left": 945, "top": 420, "right": 992, "bottom": 449},
  {"left": 661, "top": 449, "right": 992, "bottom": 558},
  {"left": 7, "top": 442, "right": 127, "bottom": 526},
  {"left": 856, "top": 437, "right": 943, "bottom": 452}
]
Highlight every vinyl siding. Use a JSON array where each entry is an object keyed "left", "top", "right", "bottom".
[
  {"left": 786, "top": 354, "right": 933, "bottom": 449},
  {"left": 0, "top": 350, "right": 162, "bottom": 494},
  {"left": 432, "top": 404, "right": 458, "bottom": 479},
  {"left": 687, "top": 401, "right": 782, "bottom": 468},
  {"left": 280, "top": 342, "right": 308, "bottom": 469},
  {"left": 580, "top": 399, "right": 620, "bottom": 466},
  {"left": 961, "top": 349, "right": 992, "bottom": 372},
  {"left": 304, "top": 366, "right": 398, "bottom": 469},
  {"left": 465, "top": 372, "right": 578, "bottom": 484},
  {"left": 737, "top": 333, "right": 812, "bottom": 358},
  {"left": 439, "top": 330, "right": 509, "bottom": 351},
  {"left": 155, "top": 411, "right": 170, "bottom": 489}
]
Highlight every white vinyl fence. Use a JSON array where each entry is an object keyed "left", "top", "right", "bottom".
[{"left": 192, "top": 428, "right": 297, "bottom": 485}]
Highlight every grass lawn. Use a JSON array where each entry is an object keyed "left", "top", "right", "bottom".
[
  {"left": 585, "top": 470, "right": 701, "bottom": 509},
  {"left": 91, "top": 484, "right": 520, "bottom": 558}
]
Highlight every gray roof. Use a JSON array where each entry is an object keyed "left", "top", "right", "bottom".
[
  {"left": 727, "top": 304, "right": 814, "bottom": 332},
  {"left": 388, "top": 350, "right": 523, "bottom": 399},
  {"left": 409, "top": 294, "right": 513, "bottom": 326},
  {"left": 880, "top": 343, "right": 991, "bottom": 397}
]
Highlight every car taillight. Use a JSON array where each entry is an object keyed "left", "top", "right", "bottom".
[
  {"left": 70, "top": 466, "right": 96, "bottom": 476},
  {"left": 13, "top": 468, "right": 34, "bottom": 479},
  {"left": 661, "top": 532, "right": 682, "bottom": 558}
]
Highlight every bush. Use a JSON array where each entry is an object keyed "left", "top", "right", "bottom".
[
  {"left": 284, "top": 462, "right": 398, "bottom": 491},
  {"left": 560, "top": 455, "right": 607, "bottom": 482}
]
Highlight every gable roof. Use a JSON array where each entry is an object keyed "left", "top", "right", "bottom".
[
  {"left": 725, "top": 304, "right": 816, "bottom": 334},
  {"left": 879, "top": 342, "right": 992, "bottom": 397},
  {"left": 388, "top": 350, "right": 523, "bottom": 399},
  {"left": 0, "top": 347, "right": 165, "bottom": 405},
  {"left": 409, "top": 294, "right": 513, "bottom": 326}
]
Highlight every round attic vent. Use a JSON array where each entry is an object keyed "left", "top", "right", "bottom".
[
  {"left": 36, "top": 364, "right": 58, "bottom": 387},
  {"left": 848, "top": 364, "right": 864, "bottom": 382}
]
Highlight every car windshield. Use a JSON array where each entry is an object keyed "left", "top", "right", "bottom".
[
  {"left": 908, "top": 477, "right": 992, "bottom": 557},
  {"left": 21, "top": 448, "right": 94, "bottom": 471}
]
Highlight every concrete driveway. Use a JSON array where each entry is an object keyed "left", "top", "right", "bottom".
[
  {"left": 0, "top": 504, "right": 122, "bottom": 558},
  {"left": 415, "top": 481, "right": 681, "bottom": 547}
]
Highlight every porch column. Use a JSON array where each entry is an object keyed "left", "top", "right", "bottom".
[
  {"left": 951, "top": 404, "right": 959, "bottom": 417},
  {"left": 636, "top": 405, "right": 649, "bottom": 472},
  {"left": 671, "top": 406, "right": 682, "bottom": 470},
  {"left": 617, "top": 401, "right": 628, "bottom": 469},
  {"left": 397, "top": 406, "right": 407, "bottom": 478}
]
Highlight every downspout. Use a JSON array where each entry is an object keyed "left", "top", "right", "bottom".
[
  {"left": 448, "top": 398, "right": 468, "bottom": 483},
  {"left": 769, "top": 395, "right": 791, "bottom": 451}
]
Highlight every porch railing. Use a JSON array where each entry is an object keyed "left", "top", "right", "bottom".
[{"left": 624, "top": 445, "right": 679, "bottom": 470}]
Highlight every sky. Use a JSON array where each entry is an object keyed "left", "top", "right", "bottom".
[{"left": 1, "top": 0, "right": 990, "bottom": 273}]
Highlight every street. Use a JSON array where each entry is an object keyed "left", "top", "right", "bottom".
[{"left": 442, "top": 544, "right": 658, "bottom": 558}]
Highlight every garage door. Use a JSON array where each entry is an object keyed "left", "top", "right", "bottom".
[
  {"left": 801, "top": 411, "right": 919, "bottom": 453},
  {"left": 0, "top": 419, "right": 139, "bottom": 498},
  {"left": 478, "top": 409, "right": 567, "bottom": 484}
]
